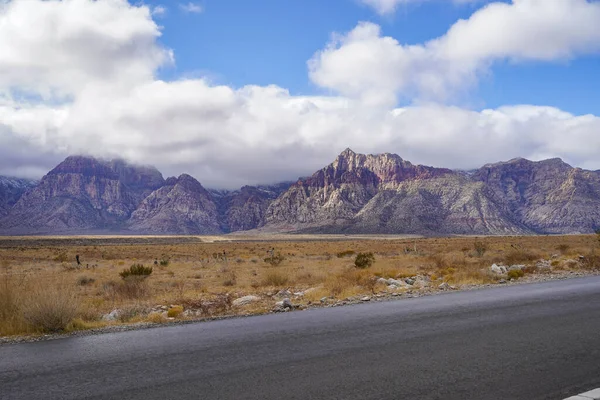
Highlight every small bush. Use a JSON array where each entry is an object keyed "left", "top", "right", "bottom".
[
  {"left": 474, "top": 241, "right": 487, "bottom": 257},
  {"left": 53, "top": 252, "right": 69, "bottom": 263},
  {"left": 507, "top": 269, "right": 525, "bottom": 280},
  {"left": 354, "top": 252, "right": 375, "bottom": 269},
  {"left": 556, "top": 244, "right": 570, "bottom": 253},
  {"left": 21, "top": 281, "right": 79, "bottom": 333},
  {"left": 336, "top": 250, "right": 356, "bottom": 258},
  {"left": 167, "top": 305, "right": 184, "bottom": 318},
  {"left": 159, "top": 258, "right": 170, "bottom": 267},
  {"left": 119, "top": 264, "right": 152, "bottom": 280},
  {"left": 262, "top": 271, "right": 289, "bottom": 287},
  {"left": 582, "top": 253, "right": 600, "bottom": 270},
  {"left": 147, "top": 312, "right": 166, "bottom": 324},
  {"left": 264, "top": 253, "right": 285, "bottom": 266},
  {"left": 505, "top": 250, "right": 539, "bottom": 266},
  {"left": 77, "top": 276, "right": 95, "bottom": 286}
]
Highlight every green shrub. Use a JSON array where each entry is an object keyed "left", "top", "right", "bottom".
[
  {"left": 167, "top": 305, "right": 184, "bottom": 318},
  {"left": 119, "top": 264, "right": 153, "bottom": 280},
  {"left": 159, "top": 258, "right": 170, "bottom": 267},
  {"left": 507, "top": 269, "right": 525, "bottom": 280},
  {"left": 354, "top": 252, "right": 375, "bottom": 269}
]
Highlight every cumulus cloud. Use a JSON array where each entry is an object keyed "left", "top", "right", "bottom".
[
  {"left": 312, "top": 0, "right": 600, "bottom": 103},
  {"left": 0, "top": 0, "right": 172, "bottom": 98},
  {"left": 179, "top": 2, "right": 202, "bottom": 14},
  {"left": 0, "top": 0, "right": 599, "bottom": 189},
  {"left": 361, "top": 0, "right": 481, "bottom": 15}
]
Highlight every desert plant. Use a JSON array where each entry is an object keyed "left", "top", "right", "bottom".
[
  {"left": 474, "top": 241, "right": 487, "bottom": 257},
  {"left": 262, "top": 271, "right": 289, "bottom": 286},
  {"left": 556, "top": 244, "right": 570, "bottom": 253},
  {"left": 159, "top": 258, "right": 170, "bottom": 267},
  {"left": 354, "top": 252, "right": 375, "bottom": 269},
  {"left": 505, "top": 250, "right": 539, "bottom": 265},
  {"left": 507, "top": 269, "right": 525, "bottom": 280},
  {"left": 77, "top": 275, "right": 95, "bottom": 286},
  {"left": 21, "top": 280, "right": 79, "bottom": 333},
  {"left": 167, "top": 305, "right": 184, "bottom": 318},
  {"left": 336, "top": 250, "right": 356, "bottom": 258},
  {"left": 119, "top": 264, "right": 152, "bottom": 280},
  {"left": 264, "top": 253, "right": 285, "bottom": 266}
]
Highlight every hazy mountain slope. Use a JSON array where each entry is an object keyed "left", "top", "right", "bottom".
[
  {"left": 1, "top": 156, "right": 164, "bottom": 234},
  {"left": 0, "top": 177, "right": 38, "bottom": 217},
  {"left": 128, "top": 174, "right": 220, "bottom": 234}
]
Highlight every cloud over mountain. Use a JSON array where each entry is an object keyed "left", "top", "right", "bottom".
[{"left": 0, "top": 0, "right": 599, "bottom": 189}]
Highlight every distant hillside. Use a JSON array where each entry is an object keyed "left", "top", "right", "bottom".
[{"left": 1, "top": 151, "right": 599, "bottom": 235}]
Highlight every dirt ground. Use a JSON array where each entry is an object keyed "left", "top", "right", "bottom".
[{"left": 1, "top": 234, "right": 599, "bottom": 337}]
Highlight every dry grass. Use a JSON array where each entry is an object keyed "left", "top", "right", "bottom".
[{"left": 0, "top": 234, "right": 598, "bottom": 337}]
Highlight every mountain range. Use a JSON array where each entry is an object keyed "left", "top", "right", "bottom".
[{"left": 1, "top": 150, "right": 599, "bottom": 235}]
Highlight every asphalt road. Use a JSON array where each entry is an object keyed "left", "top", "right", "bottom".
[{"left": 2, "top": 277, "right": 600, "bottom": 400}]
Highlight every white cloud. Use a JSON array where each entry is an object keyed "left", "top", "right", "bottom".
[
  {"left": 152, "top": 5, "right": 167, "bottom": 17},
  {"left": 361, "top": 0, "right": 481, "bottom": 15},
  {"left": 179, "top": 2, "right": 202, "bottom": 14},
  {"left": 0, "top": 0, "right": 173, "bottom": 98},
  {"left": 312, "top": 0, "right": 600, "bottom": 103},
  {"left": 0, "top": 0, "right": 599, "bottom": 189}
]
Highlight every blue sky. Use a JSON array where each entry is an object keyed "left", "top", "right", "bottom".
[{"left": 152, "top": 0, "right": 599, "bottom": 115}]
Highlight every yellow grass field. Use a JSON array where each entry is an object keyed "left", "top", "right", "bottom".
[{"left": 1, "top": 234, "right": 599, "bottom": 337}]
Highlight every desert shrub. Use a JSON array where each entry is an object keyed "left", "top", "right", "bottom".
[
  {"left": 354, "top": 252, "right": 375, "bottom": 269},
  {"left": 336, "top": 250, "right": 356, "bottom": 258},
  {"left": 65, "top": 318, "right": 99, "bottom": 332},
  {"left": 556, "top": 244, "right": 570, "bottom": 253},
  {"left": 118, "top": 306, "right": 147, "bottom": 323},
  {"left": 223, "top": 270, "right": 237, "bottom": 287},
  {"left": 430, "top": 254, "right": 447, "bottom": 269},
  {"left": 167, "top": 305, "right": 184, "bottom": 318},
  {"left": 474, "top": 241, "right": 487, "bottom": 257},
  {"left": 582, "top": 253, "right": 600, "bottom": 270},
  {"left": 119, "top": 264, "right": 152, "bottom": 280},
  {"left": 159, "top": 258, "right": 170, "bottom": 267},
  {"left": 147, "top": 312, "right": 166, "bottom": 324},
  {"left": 103, "top": 278, "right": 150, "bottom": 300},
  {"left": 21, "top": 281, "right": 79, "bottom": 333},
  {"left": 77, "top": 275, "right": 95, "bottom": 286},
  {"left": 504, "top": 250, "right": 539, "bottom": 266},
  {"left": 507, "top": 269, "right": 525, "bottom": 280},
  {"left": 262, "top": 271, "right": 289, "bottom": 287},
  {"left": 264, "top": 253, "right": 285, "bottom": 266},
  {"left": 53, "top": 252, "right": 69, "bottom": 263}
]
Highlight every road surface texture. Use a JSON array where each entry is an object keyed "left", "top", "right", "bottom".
[{"left": 2, "top": 276, "right": 600, "bottom": 400}]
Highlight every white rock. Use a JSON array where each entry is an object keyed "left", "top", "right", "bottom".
[
  {"left": 438, "top": 282, "right": 450, "bottom": 290},
  {"left": 233, "top": 295, "right": 261, "bottom": 307},
  {"left": 102, "top": 309, "right": 122, "bottom": 321},
  {"left": 490, "top": 264, "right": 508, "bottom": 274},
  {"left": 387, "top": 278, "right": 404, "bottom": 286},
  {"left": 361, "top": 296, "right": 371, "bottom": 301}
]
